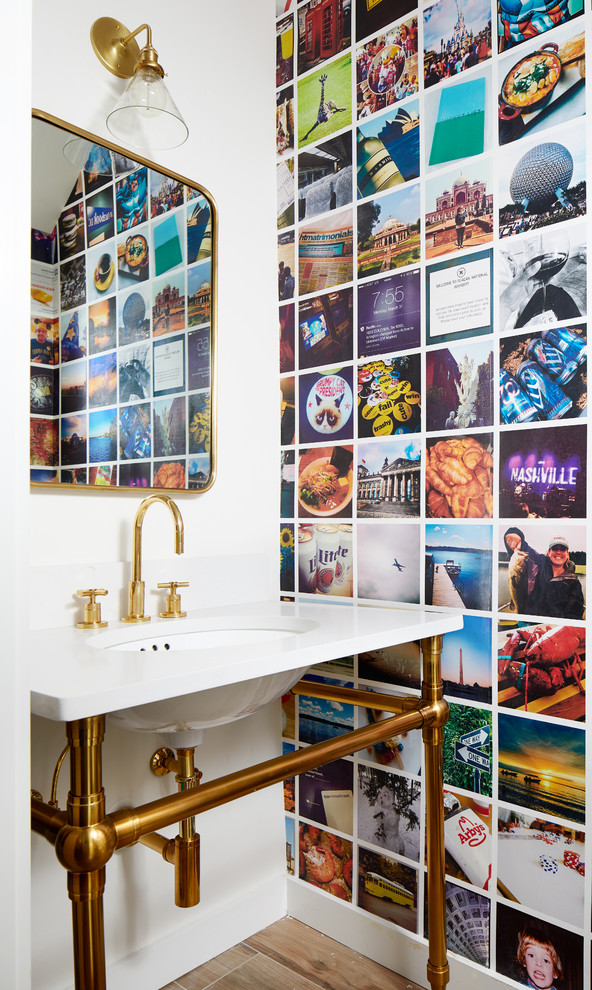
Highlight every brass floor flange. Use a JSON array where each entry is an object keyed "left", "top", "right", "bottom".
[{"left": 150, "top": 747, "right": 176, "bottom": 776}]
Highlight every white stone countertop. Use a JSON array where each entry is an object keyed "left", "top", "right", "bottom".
[{"left": 30, "top": 600, "right": 462, "bottom": 722}]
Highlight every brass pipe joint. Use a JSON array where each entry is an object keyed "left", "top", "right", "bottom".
[
  {"left": 150, "top": 747, "right": 203, "bottom": 786},
  {"left": 421, "top": 698, "right": 449, "bottom": 748},
  {"left": 137, "top": 830, "right": 200, "bottom": 907},
  {"left": 55, "top": 818, "right": 118, "bottom": 874},
  {"left": 139, "top": 831, "right": 176, "bottom": 863},
  {"left": 420, "top": 698, "right": 449, "bottom": 730},
  {"left": 150, "top": 747, "right": 178, "bottom": 776}
]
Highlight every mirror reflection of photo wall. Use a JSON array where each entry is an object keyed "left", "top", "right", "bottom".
[
  {"left": 30, "top": 111, "right": 216, "bottom": 492},
  {"left": 277, "top": 1, "right": 588, "bottom": 986}
]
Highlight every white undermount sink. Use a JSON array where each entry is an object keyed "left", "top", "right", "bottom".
[
  {"left": 89, "top": 614, "right": 314, "bottom": 745},
  {"left": 29, "top": 601, "right": 463, "bottom": 748}
]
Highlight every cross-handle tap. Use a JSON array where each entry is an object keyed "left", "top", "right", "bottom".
[
  {"left": 158, "top": 581, "right": 189, "bottom": 618},
  {"left": 122, "top": 494, "right": 184, "bottom": 623},
  {"left": 76, "top": 588, "right": 108, "bottom": 629}
]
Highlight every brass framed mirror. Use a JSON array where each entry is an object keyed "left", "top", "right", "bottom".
[{"left": 30, "top": 109, "right": 216, "bottom": 492}]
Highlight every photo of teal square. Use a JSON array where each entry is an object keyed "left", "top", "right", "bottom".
[{"left": 153, "top": 213, "right": 183, "bottom": 276}]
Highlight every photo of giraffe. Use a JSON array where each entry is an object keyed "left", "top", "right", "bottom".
[{"left": 297, "top": 53, "right": 352, "bottom": 149}]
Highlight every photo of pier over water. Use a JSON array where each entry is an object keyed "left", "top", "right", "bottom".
[{"left": 425, "top": 523, "right": 493, "bottom": 611}]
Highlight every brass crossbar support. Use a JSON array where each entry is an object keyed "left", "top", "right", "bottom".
[
  {"left": 31, "top": 633, "right": 450, "bottom": 990},
  {"left": 109, "top": 707, "right": 426, "bottom": 846}
]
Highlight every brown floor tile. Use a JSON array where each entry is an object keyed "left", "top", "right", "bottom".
[
  {"left": 173, "top": 943, "right": 257, "bottom": 990},
  {"left": 245, "top": 917, "right": 424, "bottom": 990},
  {"left": 162, "top": 918, "right": 425, "bottom": 990},
  {"left": 196, "top": 954, "right": 320, "bottom": 990}
]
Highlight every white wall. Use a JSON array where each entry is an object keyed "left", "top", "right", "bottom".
[
  {"left": 31, "top": 0, "right": 279, "bottom": 566},
  {"left": 1, "top": 6, "right": 33, "bottom": 989},
  {"left": 27, "top": 2, "right": 284, "bottom": 988}
]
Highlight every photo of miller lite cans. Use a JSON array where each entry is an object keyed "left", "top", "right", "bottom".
[
  {"left": 334, "top": 524, "right": 353, "bottom": 587},
  {"left": 298, "top": 528, "right": 317, "bottom": 594},
  {"left": 298, "top": 524, "right": 353, "bottom": 596},
  {"left": 499, "top": 368, "right": 537, "bottom": 425},
  {"left": 315, "top": 524, "right": 340, "bottom": 594},
  {"left": 500, "top": 326, "right": 586, "bottom": 426},
  {"left": 525, "top": 338, "right": 577, "bottom": 386},
  {"left": 542, "top": 325, "right": 587, "bottom": 367},
  {"left": 516, "top": 361, "right": 572, "bottom": 420}
]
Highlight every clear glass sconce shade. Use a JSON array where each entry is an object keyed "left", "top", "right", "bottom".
[
  {"left": 63, "top": 138, "right": 138, "bottom": 175},
  {"left": 106, "top": 66, "right": 189, "bottom": 150}
]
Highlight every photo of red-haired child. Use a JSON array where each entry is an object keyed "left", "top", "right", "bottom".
[
  {"left": 497, "top": 903, "right": 583, "bottom": 989},
  {"left": 517, "top": 927, "right": 563, "bottom": 989}
]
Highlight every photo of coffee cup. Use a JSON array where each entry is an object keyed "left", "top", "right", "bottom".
[{"left": 94, "top": 252, "right": 114, "bottom": 292}]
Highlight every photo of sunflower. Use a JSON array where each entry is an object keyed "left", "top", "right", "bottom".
[
  {"left": 280, "top": 525, "right": 295, "bottom": 593},
  {"left": 188, "top": 393, "right": 211, "bottom": 453}
]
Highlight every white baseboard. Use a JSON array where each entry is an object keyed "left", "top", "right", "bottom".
[{"left": 287, "top": 878, "right": 509, "bottom": 990}]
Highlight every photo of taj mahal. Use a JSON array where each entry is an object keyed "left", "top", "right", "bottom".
[{"left": 425, "top": 161, "right": 493, "bottom": 259}]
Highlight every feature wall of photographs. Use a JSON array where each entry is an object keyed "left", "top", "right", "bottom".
[
  {"left": 30, "top": 116, "right": 215, "bottom": 491},
  {"left": 277, "top": 2, "right": 588, "bottom": 988}
]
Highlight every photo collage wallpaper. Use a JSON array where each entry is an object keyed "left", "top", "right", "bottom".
[
  {"left": 30, "top": 143, "right": 213, "bottom": 490},
  {"left": 277, "top": 1, "right": 589, "bottom": 986}
]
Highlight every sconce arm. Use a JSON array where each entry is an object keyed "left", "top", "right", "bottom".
[
  {"left": 121, "top": 23, "right": 165, "bottom": 77},
  {"left": 91, "top": 17, "right": 164, "bottom": 79},
  {"left": 121, "top": 23, "right": 152, "bottom": 48}
]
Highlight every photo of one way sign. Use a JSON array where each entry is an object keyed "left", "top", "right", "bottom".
[{"left": 454, "top": 741, "right": 490, "bottom": 772}]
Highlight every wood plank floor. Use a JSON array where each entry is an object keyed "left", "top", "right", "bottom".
[{"left": 160, "top": 917, "right": 425, "bottom": 990}]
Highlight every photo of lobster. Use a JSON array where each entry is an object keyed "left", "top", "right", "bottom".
[{"left": 498, "top": 623, "right": 585, "bottom": 720}]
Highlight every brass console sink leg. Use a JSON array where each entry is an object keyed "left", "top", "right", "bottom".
[
  {"left": 421, "top": 634, "right": 450, "bottom": 990},
  {"left": 63, "top": 716, "right": 108, "bottom": 990}
]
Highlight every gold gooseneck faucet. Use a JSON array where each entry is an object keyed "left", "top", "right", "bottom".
[{"left": 123, "top": 494, "right": 184, "bottom": 623}]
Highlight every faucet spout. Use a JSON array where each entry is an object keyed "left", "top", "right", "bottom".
[{"left": 123, "top": 494, "right": 184, "bottom": 623}]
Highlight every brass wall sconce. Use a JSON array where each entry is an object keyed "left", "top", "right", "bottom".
[{"left": 90, "top": 16, "right": 189, "bottom": 150}]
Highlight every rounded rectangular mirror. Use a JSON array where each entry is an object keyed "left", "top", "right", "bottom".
[{"left": 30, "top": 109, "right": 216, "bottom": 492}]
